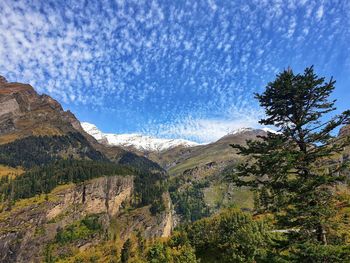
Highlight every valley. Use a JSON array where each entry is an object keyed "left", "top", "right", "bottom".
[{"left": 0, "top": 74, "right": 350, "bottom": 262}]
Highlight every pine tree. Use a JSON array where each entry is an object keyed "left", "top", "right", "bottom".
[
  {"left": 121, "top": 238, "right": 132, "bottom": 263},
  {"left": 231, "top": 67, "right": 350, "bottom": 248}
]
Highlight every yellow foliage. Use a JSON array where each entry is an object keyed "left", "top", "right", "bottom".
[
  {"left": 0, "top": 165, "right": 24, "bottom": 179},
  {"left": 56, "top": 241, "right": 123, "bottom": 263}
]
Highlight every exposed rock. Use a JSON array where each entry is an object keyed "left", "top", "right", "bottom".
[
  {"left": 0, "top": 175, "right": 133, "bottom": 263},
  {"left": 0, "top": 79, "right": 77, "bottom": 143}
]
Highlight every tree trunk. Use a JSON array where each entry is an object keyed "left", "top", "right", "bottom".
[{"left": 317, "top": 224, "right": 327, "bottom": 245}]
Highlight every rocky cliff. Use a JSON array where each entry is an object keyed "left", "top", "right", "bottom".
[
  {"left": 0, "top": 175, "right": 132, "bottom": 262},
  {"left": 0, "top": 76, "right": 82, "bottom": 144},
  {"left": 0, "top": 174, "right": 174, "bottom": 262}
]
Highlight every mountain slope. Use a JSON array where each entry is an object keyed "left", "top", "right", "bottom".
[
  {"left": 0, "top": 76, "right": 173, "bottom": 262},
  {"left": 0, "top": 76, "right": 82, "bottom": 144},
  {"left": 163, "top": 128, "right": 270, "bottom": 221},
  {"left": 166, "top": 128, "right": 268, "bottom": 175},
  {"left": 82, "top": 122, "right": 199, "bottom": 152},
  {"left": 0, "top": 76, "right": 164, "bottom": 171}
]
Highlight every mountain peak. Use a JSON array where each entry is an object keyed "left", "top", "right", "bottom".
[
  {"left": 227, "top": 127, "right": 277, "bottom": 136},
  {"left": 81, "top": 122, "right": 199, "bottom": 152}
]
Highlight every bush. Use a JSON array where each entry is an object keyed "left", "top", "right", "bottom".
[
  {"left": 291, "top": 243, "right": 350, "bottom": 263},
  {"left": 186, "top": 209, "right": 272, "bottom": 262}
]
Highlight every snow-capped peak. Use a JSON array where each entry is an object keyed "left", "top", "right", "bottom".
[
  {"left": 81, "top": 122, "right": 199, "bottom": 152},
  {"left": 261, "top": 127, "right": 278, "bottom": 134},
  {"left": 227, "top": 127, "right": 254, "bottom": 135},
  {"left": 227, "top": 127, "right": 278, "bottom": 136}
]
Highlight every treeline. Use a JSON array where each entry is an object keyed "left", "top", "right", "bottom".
[
  {"left": 0, "top": 133, "right": 168, "bottom": 211},
  {"left": 53, "top": 209, "right": 272, "bottom": 263},
  {"left": 0, "top": 159, "right": 168, "bottom": 214},
  {"left": 118, "top": 151, "right": 165, "bottom": 173},
  {"left": 0, "top": 132, "right": 106, "bottom": 168},
  {"left": 0, "top": 159, "right": 132, "bottom": 201}
]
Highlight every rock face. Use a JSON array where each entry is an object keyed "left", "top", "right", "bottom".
[
  {"left": 0, "top": 174, "right": 174, "bottom": 263},
  {"left": 0, "top": 76, "right": 83, "bottom": 144},
  {"left": 0, "top": 175, "right": 133, "bottom": 263},
  {"left": 46, "top": 176, "right": 134, "bottom": 221}
]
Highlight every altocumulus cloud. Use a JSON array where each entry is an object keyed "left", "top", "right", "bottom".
[{"left": 0, "top": 0, "right": 349, "bottom": 143}]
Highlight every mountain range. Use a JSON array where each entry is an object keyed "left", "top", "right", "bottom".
[
  {"left": 81, "top": 122, "right": 199, "bottom": 152},
  {"left": 0, "top": 76, "right": 349, "bottom": 262}
]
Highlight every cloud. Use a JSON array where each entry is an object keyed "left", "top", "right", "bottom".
[
  {"left": 316, "top": 5, "right": 324, "bottom": 21},
  {"left": 143, "top": 105, "right": 264, "bottom": 143},
  {"left": 156, "top": 118, "right": 261, "bottom": 143},
  {"left": 0, "top": 0, "right": 349, "bottom": 140}
]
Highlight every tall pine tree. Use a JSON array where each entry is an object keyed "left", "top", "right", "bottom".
[{"left": 232, "top": 67, "right": 350, "bottom": 249}]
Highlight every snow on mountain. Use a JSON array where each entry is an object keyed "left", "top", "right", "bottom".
[
  {"left": 261, "top": 127, "right": 279, "bottom": 134},
  {"left": 81, "top": 122, "right": 199, "bottom": 152},
  {"left": 227, "top": 127, "right": 278, "bottom": 135}
]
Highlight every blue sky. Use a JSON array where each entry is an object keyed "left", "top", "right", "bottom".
[{"left": 0, "top": 0, "right": 349, "bottom": 143}]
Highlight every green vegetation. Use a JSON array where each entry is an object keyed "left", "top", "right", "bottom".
[
  {"left": 0, "top": 159, "right": 132, "bottom": 202},
  {"left": 184, "top": 209, "right": 273, "bottom": 262},
  {"left": 0, "top": 158, "right": 168, "bottom": 214},
  {"left": 55, "top": 214, "right": 102, "bottom": 244},
  {"left": 0, "top": 132, "right": 106, "bottom": 168},
  {"left": 232, "top": 66, "right": 350, "bottom": 260},
  {"left": 147, "top": 238, "right": 197, "bottom": 263},
  {"left": 134, "top": 170, "right": 168, "bottom": 214},
  {"left": 119, "top": 151, "right": 164, "bottom": 173},
  {"left": 44, "top": 215, "right": 104, "bottom": 262},
  {"left": 57, "top": 209, "right": 270, "bottom": 263},
  {"left": 169, "top": 176, "right": 210, "bottom": 222},
  {"left": 121, "top": 238, "right": 132, "bottom": 263},
  {"left": 0, "top": 133, "right": 168, "bottom": 212}
]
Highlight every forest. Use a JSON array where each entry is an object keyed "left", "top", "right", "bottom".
[{"left": 0, "top": 132, "right": 106, "bottom": 168}]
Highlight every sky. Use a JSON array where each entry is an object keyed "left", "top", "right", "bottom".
[{"left": 0, "top": 0, "right": 350, "bottom": 143}]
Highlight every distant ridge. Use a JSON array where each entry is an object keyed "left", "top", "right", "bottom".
[
  {"left": 81, "top": 122, "right": 199, "bottom": 152},
  {"left": 82, "top": 122, "right": 278, "bottom": 153}
]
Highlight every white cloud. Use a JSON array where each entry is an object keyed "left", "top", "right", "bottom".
[
  {"left": 0, "top": 0, "right": 349, "bottom": 139},
  {"left": 316, "top": 5, "right": 324, "bottom": 21},
  {"left": 156, "top": 118, "right": 261, "bottom": 143}
]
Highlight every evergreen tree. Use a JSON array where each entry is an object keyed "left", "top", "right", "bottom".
[
  {"left": 231, "top": 67, "right": 350, "bottom": 250},
  {"left": 121, "top": 238, "right": 132, "bottom": 263}
]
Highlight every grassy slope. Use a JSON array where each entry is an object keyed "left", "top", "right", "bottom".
[
  {"left": 164, "top": 131, "right": 265, "bottom": 217},
  {"left": 0, "top": 165, "right": 24, "bottom": 178}
]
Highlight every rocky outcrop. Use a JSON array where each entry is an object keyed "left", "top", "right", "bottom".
[
  {"left": 0, "top": 76, "right": 78, "bottom": 142},
  {"left": 0, "top": 175, "right": 133, "bottom": 263},
  {"left": 46, "top": 176, "right": 134, "bottom": 221},
  {"left": 113, "top": 192, "right": 174, "bottom": 240}
]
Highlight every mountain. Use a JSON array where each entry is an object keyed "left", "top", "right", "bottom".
[
  {"left": 0, "top": 76, "right": 113, "bottom": 170},
  {"left": 81, "top": 118, "right": 277, "bottom": 221},
  {"left": 0, "top": 76, "right": 80, "bottom": 143},
  {"left": 82, "top": 122, "right": 199, "bottom": 152},
  {"left": 158, "top": 128, "right": 271, "bottom": 221},
  {"left": 0, "top": 77, "right": 172, "bottom": 262},
  {"left": 0, "top": 76, "right": 164, "bottom": 170}
]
